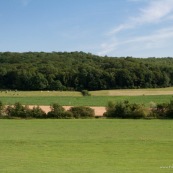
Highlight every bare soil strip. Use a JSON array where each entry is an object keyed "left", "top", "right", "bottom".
[{"left": 29, "top": 106, "right": 106, "bottom": 116}]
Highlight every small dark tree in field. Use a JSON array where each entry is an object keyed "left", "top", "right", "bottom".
[
  {"left": 81, "top": 90, "right": 91, "bottom": 96},
  {"left": 68, "top": 106, "right": 95, "bottom": 118}
]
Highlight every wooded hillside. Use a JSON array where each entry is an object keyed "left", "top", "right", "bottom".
[{"left": 0, "top": 52, "right": 173, "bottom": 91}]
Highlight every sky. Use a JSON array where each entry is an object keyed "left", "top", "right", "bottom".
[{"left": 0, "top": 0, "right": 173, "bottom": 57}]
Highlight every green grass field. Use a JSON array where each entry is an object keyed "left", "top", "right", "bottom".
[
  {"left": 0, "top": 119, "right": 172, "bottom": 173},
  {"left": 0, "top": 88, "right": 173, "bottom": 107},
  {"left": 0, "top": 95, "right": 172, "bottom": 107}
]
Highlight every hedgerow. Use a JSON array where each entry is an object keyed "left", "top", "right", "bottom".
[
  {"left": 1, "top": 98, "right": 173, "bottom": 119},
  {"left": 104, "top": 101, "right": 147, "bottom": 119},
  {"left": 68, "top": 106, "right": 95, "bottom": 118},
  {"left": 0, "top": 102, "right": 95, "bottom": 119},
  {"left": 104, "top": 98, "right": 173, "bottom": 119}
]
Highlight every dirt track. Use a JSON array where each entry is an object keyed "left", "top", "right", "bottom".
[{"left": 29, "top": 106, "right": 106, "bottom": 116}]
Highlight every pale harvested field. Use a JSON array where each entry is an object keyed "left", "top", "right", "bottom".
[
  {"left": 0, "top": 91, "right": 82, "bottom": 97},
  {"left": 29, "top": 106, "right": 106, "bottom": 116},
  {"left": 2, "top": 87, "right": 173, "bottom": 97},
  {"left": 90, "top": 87, "right": 173, "bottom": 96}
]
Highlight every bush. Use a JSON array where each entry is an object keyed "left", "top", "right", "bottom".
[
  {"left": 129, "top": 104, "right": 147, "bottom": 119},
  {"left": 47, "top": 103, "right": 71, "bottom": 118},
  {"left": 31, "top": 106, "right": 47, "bottom": 118},
  {"left": 61, "top": 111, "right": 74, "bottom": 119},
  {"left": 68, "top": 106, "right": 95, "bottom": 118},
  {"left": 104, "top": 101, "right": 130, "bottom": 118},
  {"left": 81, "top": 90, "right": 91, "bottom": 96},
  {"left": 0, "top": 101, "right": 6, "bottom": 117},
  {"left": 150, "top": 103, "right": 168, "bottom": 119},
  {"left": 149, "top": 98, "right": 173, "bottom": 119},
  {"left": 104, "top": 100, "right": 146, "bottom": 119},
  {"left": 166, "top": 99, "right": 173, "bottom": 118},
  {"left": 104, "top": 101, "right": 116, "bottom": 117},
  {"left": 6, "top": 102, "right": 31, "bottom": 118}
]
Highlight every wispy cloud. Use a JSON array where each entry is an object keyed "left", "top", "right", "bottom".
[
  {"left": 99, "top": 0, "right": 173, "bottom": 56},
  {"left": 123, "top": 27, "right": 173, "bottom": 46},
  {"left": 132, "top": 0, "right": 173, "bottom": 24},
  {"left": 111, "top": 0, "right": 173, "bottom": 34},
  {"left": 127, "top": 0, "right": 152, "bottom": 2},
  {"left": 18, "top": 0, "right": 32, "bottom": 7},
  {"left": 99, "top": 27, "right": 173, "bottom": 56},
  {"left": 99, "top": 39, "right": 118, "bottom": 56},
  {"left": 108, "top": 24, "right": 134, "bottom": 35}
]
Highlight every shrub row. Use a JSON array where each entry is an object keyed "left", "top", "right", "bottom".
[
  {"left": 104, "top": 99, "right": 173, "bottom": 119},
  {"left": 1, "top": 99, "right": 173, "bottom": 119},
  {"left": 150, "top": 101, "right": 173, "bottom": 119},
  {"left": 0, "top": 102, "right": 95, "bottom": 119}
]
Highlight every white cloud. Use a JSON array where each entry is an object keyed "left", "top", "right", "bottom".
[
  {"left": 98, "top": 39, "right": 118, "bottom": 55},
  {"left": 122, "top": 27, "right": 173, "bottom": 57},
  {"left": 110, "top": 0, "right": 173, "bottom": 34},
  {"left": 99, "top": 27, "right": 173, "bottom": 56},
  {"left": 133, "top": 0, "right": 173, "bottom": 24},
  {"left": 123, "top": 27, "right": 173, "bottom": 45},
  {"left": 99, "top": 0, "right": 173, "bottom": 56},
  {"left": 108, "top": 24, "right": 134, "bottom": 35}
]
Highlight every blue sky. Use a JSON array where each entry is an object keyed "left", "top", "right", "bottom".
[{"left": 0, "top": 0, "right": 173, "bottom": 57}]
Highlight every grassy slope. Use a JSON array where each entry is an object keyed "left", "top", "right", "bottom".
[{"left": 0, "top": 119, "right": 172, "bottom": 173}]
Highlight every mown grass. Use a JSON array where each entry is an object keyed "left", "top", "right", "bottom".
[
  {"left": 0, "top": 119, "right": 173, "bottom": 173},
  {"left": 0, "top": 95, "right": 172, "bottom": 107}
]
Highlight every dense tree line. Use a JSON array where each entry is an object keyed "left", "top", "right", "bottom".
[{"left": 0, "top": 51, "right": 173, "bottom": 90}]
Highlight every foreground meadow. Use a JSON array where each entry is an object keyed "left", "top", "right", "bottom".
[{"left": 0, "top": 119, "right": 173, "bottom": 173}]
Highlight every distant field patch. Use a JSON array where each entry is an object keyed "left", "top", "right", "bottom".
[
  {"left": 0, "top": 95, "right": 172, "bottom": 107},
  {"left": 0, "top": 90, "right": 82, "bottom": 97},
  {"left": 90, "top": 87, "right": 173, "bottom": 96}
]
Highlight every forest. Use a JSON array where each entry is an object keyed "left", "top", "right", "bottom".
[{"left": 0, "top": 51, "right": 173, "bottom": 91}]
